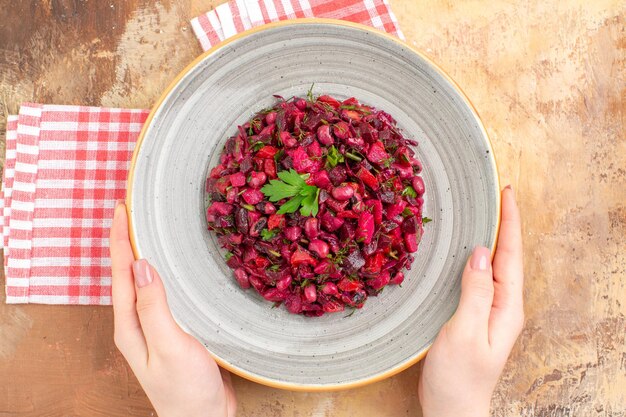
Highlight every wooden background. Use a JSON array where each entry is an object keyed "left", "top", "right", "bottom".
[{"left": 0, "top": 1, "right": 624, "bottom": 416}]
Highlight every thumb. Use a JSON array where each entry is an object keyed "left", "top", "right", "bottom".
[
  {"left": 449, "top": 246, "right": 494, "bottom": 339},
  {"left": 133, "top": 259, "right": 186, "bottom": 355}
]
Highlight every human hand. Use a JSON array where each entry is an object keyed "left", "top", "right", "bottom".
[
  {"left": 418, "top": 186, "right": 524, "bottom": 417},
  {"left": 110, "top": 202, "right": 236, "bottom": 417}
]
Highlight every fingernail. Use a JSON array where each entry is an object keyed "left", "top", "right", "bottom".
[
  {"left": 504, "top": 184, "right": 513, "bottom": 191},
  {"left": 133, "top": 259, "right": 153, "bottom": 288},
  {"left": 470, "top": 247, "right": 490, "bottom": 271},
  {"left": 115, "top": 199, "right": 124, "bottom": 209}
]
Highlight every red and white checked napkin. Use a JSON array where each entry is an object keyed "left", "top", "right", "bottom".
[
  {"left": 2, "top": 105, "right": 148, "bottom": 304},
  {"left": 191, "top": 0, "right": 403, "bottom": 50},
  {"left": 2, "top": 0, "right": 403, "bottom": 304}
]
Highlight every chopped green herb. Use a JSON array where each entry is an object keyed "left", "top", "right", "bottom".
[
  {"left": 271, "top": 301, "right": 281, "bottom": 309},
  {"left": 274, "top": 148, "right": 284, "bottom": 163},
  {"left": 248, "top": 118, "right": 262, "bottom": 135},
  {"left": 402, "top": 207, "right": 413, "bottom": 217},
  {"left": 250, "top": 140, "right": 265, "bottom": 151},
  {"left": 261, "top": 228, "right": 279, "bottom": 241},
  {"left": 382, "top": 156, "right": 395, "bottom": 168},
  {"left": 268, "top": 249, "right": 282, "bottom": 257},
  {"left": 329, "top": 244, "right": 350, "bottom": 264},
  {"left": 306, "top": 83, "right": 315, "bottom": 102},
  {"left": 326, "top": 145, "right": 345, "bottom": 168},
  {"left": 344, "top": 151, "right": 362, "bottom": 162},
  {"left": 339, "top": 104, "right": 373, "bottom": 115},
  {"left": 224, "top": 252, "right": 234, "bottom": 261},
  {"left": 318, "top": 101, "right": 337, "bottom": 114},
  {"left": 402, "top": 186, "right": 418, "bottom": 198},
  {"left": 422, "top": 217, "right": 432, "bottom": 224},
  {"left": 300, "top": 279, "right": 310, "bottom": 288},
  {"left": 241, "top": 203, "right": 256, "bottom": 211},
  {"left": 268, "top": 264, "right": 281, "bottom": 271},
  {"left": 344, "top": 307, "right": 356, "bottom": 318}
]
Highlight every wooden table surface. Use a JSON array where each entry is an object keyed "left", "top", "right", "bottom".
[{"left": 1, "top": 1, "right": 624, "bottom": 416}]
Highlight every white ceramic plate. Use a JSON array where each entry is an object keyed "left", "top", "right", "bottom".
[{"left": 127, "top": 19, "right": 500, "bottom": 390}]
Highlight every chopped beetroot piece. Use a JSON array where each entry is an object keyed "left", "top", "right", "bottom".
[
  {"left": 386, "top": 200, "right": 407, "bottom": 219},
  {"left": 401, "top": 215, "right": 418, "bottom": 234},
  {"left": 356, "top": 211, "right": 375, "bottom": 244},
  {"left": 325, "top": 197, "right": 349, "bottom": 213},
  {"left": 312, "top": 170, "right": 332, "bottom": 190},
  {"left": 290, "top": 246, "right": 317, "bottom": 267},
  {"left": 337, "top": 278, "right": 363, "bottom": 292},
  {"left": 367, "top": 271, "right": 390, "bottom": 290},
  {"left": 263, "top": 288, "right": 288, "bottom": 302},
  {"left": 317, "top": 95, "right": 341, "bottom": 108},
  {"left": 364, "top": 252, "right": 384, "bottom": 274},
  {"left": 321, "top": 298, "right": 345, "bottom": 313},
  {"left": 242, "top": 188, "right": 264, "bottom": 205},
  {"left": 404, "top": 233, "right": 418, "bottom": 253},
  {"left": 364, "top": 199, "right": 383, "bottom": 225},
  {"left": 341, "top": 248, "right": 365, "bottom": 274},
  {"left": 328, "top": 165, "right": 347, "bottom": 186},
  {"left": 366, "top": 141, "right": 389, "bottom": 164},
  {"left": 209, "top": 202, "right": 234, "bottom": 216},
  {"left": 393, "top": 162, "right": 413, "bottom": 179},
  {"left": 314, "top": 259, "right": 333, "bottom": 274},
  {"left": 356, "top": 167, "right": 379, "bottom": 190},
  {"left": 276, "top": 275, "right": 292, "bottom": 291},
  {"left": 307, "top": 140, "right": 323, "bottom": 158},
  {"left": 390, "top": 271, "right": 404, "bottom": 285},
  {"left": 234, "top": 268, "right": 250, "bottom": 289},
  {"left": 321, "top": 282, "right": 339, "bottom": 296},
  {"left": 263, "top": 158, "right": 277, "bottom": 178},
  {"left": 248, "top": 171, "right": 267, "bottom": 188},
  {"left": 229, "top": 172, "right": 246, "bottom": 187},
  {"left": 284, "top": 226, "right": 302, "bottom": 242},
  {"left": 285, "top": 294, "right": 302, "bottom": 314},
  {"left": 280, "top": 131, "right": 298, "bottom": 148},
  {"left": 333, "top": 121, "right": 350, "bottom": 140},
  {"left": 267, "top": 213, "right": 285, "bottom": 230}
]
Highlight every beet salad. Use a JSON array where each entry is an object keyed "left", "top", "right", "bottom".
[{"left": 205, "top": 92, "right": 427, "bottom": 316}]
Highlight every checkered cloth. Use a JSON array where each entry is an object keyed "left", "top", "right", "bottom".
[
  {"left": 2, "top": 105, "right": 148, "bottom": 304},
  {"left": 191, "top": 0, "right": 403, "bottom": 50},
  {"left": 2, "top": 0, "right": 402, "bottom": 304}
]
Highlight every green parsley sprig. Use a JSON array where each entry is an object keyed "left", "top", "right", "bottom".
[{"left": 260, "top": 169, "right": 320, "bottom": 217}]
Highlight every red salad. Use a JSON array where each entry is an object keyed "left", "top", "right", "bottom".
[{"left": 205, "top": 93, "right": 426, "bottom": 316}]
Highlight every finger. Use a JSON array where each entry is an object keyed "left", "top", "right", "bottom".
[
  {"left": 448, "top": 246, "right": 494, "bottom": 341},
  {"left": 490, "top": 186, "right": 525, "bottom": 350},
  {"left": 219, "top": 368, "right": 238, "bottom": 417},
  {"left": 132, "top": 259, "right": 186, "bottom": 357},
  {"left": 110, "top": 202, "right": 147, "bottom": 365}
]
